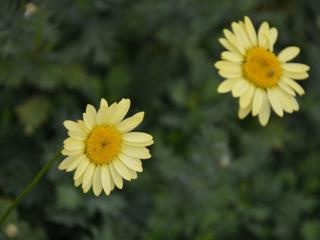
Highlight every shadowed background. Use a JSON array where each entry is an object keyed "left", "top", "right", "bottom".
[{"left": 0, "top": 0, "right": 320, "bottom": 239}]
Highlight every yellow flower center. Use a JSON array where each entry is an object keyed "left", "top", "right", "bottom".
[
  {"left": 85, "top": 125, "right": 122, "bottom": 165},
  {"left": 243, "top": 47, "right": 282, "bottom": 88}
]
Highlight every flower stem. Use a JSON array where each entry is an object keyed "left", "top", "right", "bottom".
[{"left": 0, "top": 149, "right": 62, "bottom": 225}]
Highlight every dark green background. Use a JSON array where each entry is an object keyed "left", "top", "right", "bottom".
[{"left": 1, "top": 0, "right": 320, "bottom": 239}]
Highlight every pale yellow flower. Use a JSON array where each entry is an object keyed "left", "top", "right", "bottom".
[
  {"left": 59, "top": 98, "right": 153, "bottom": 196},
  {"left": 215, "top": 16, "right": 309, "bottom": 126}
]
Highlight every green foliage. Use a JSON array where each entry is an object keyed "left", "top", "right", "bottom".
[{"left": 0, "top": 0, "right": 320, "bottom": 239}]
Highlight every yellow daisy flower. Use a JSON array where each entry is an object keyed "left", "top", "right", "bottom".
[
  {"left": 59, "top": 98, "right": 154, "bottom": 196},
  {"left": 215, "top": 16, "right": 310, "bottom": 126}
]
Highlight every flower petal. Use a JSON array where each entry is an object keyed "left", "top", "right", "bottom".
[
  {"left": 274, "top": 87, "right": 295, "bottom": 113},
  {"left": 268, "top": 27, "right": 278, "bottom": 51},
  {"left": 59, "top": 155, "right": 81, "bottom": 171},
  {"left": 113, "top": 159, "right": 133, "bottom": 181},
  {"left": 103, "top": 103, "right": 118, "bottom": 125},
  {"left": 83, "top": 104, "right": 96, "bottom": 130},
  {"left": 278, "top": 46, "right": 300, "bottom": 62},
  {"left": 109, "top": 164, "right": 123, "bottom": 189},
  {"left": 232, "top": 79, "right": 250, "bottom": 97},
  {"left": 258, "top": 22, "right": 269, "bottom": 49},
  {"left": 100, "top": 98, "right": 108, "bottom": 108},
  {"left": 219, "top": 38, "right": 243, "bottom": 55},
  {"left": 221, "top": 51, "right": 243, "bottom": 63},
  {"left": 282, "top": 63, "right": 310, "bottom": 73},
  {"left": 66, "top": 155, "right": 85, "bottom": 172},
  {"left": 278, "top": 81, "right": 296, "bottom": 96},
  {"left": 101, "top": 165, "right": 113, "bottom": 195},
  {"left": 281, "top": 77, "right": 305, "bottom": 96},
  {"left": 283, "top": 71, "right": 309, "bottom": 80},
  {"left": 118, "top": 153, "right": 143, "bottom": 172},
  {"left": 252, "top": 88, "right": 265, "bottom": 116},
  {"left": 122, "top": 145, "right": 151, "bottom": 159},
  {"left": 82, "top": 162, "right": 95, "bottom": 191},
  {"left": 239, "top": 83, "right": 255, "bottom": 108},
  {"left": 244, "top": 16, "right": 257, "bottom": 46},
  {"left": 108, "top": 98, "right": 131, "bottom": 125},
  {"left": 123, "top": 132, "right": 153, "bottom": 143},
  {"left": 258, "top": 93, "right": 271, "bottom": 126},
  {"left": 231, "top": 22, "right": 251, "bottom": 49},
  {"left": 93, "top": 166, "right": 103, "bottom": 196},
  {"left": 96, "top": 106, "right": 109, "bottom": 125},
  {"left": 218, "top": 70, "right": 242, "bottom": 79},
  {"left": 223, "top": 29, "right": 245, "bottom": 54},
  {"left": 117, "top": 112, "right": 144, "bottom": 133},
  {"left": 123, "top": 140, "right": 154, "bottom": 147},
  {"left": 73, "top": 156, "right": 90, "bottom": 180},
  {"left": 217, "top": 79, "right": 239, "bottom": 93},
  {"left": 63, "top": 120, "right": 79, "bottom": 131},
  {"left": 267, "top": 88, "right": 284, "bottom": 117},
  {"left": 238, "top": 102, "right": 252, "bottom": 119}
]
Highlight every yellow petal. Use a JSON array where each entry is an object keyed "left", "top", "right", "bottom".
[
  {"left": 68, "top": 129, "right": 87, "bottom": 140},
  {"left": 238, "top": 103, "right": 252, "bottom": 119},
  {"left": 64, "top": 139, "right": 85, "bottom": 151},
  {"left": 218, "top": 70, "right": 242, "bottom": 79},
  {"left": 73, "top": 156, "right": 90, "bottom": 180},
  {"left": 63, "top": 120, "right": 79, "bottom": 131},
  {"left": 223, "top": 29, "right": 245, "bottom": 54},
  {"left": 66, "top": 155, "right": 85, "bottom": 172},
  {"left": 74, "top": 175, "right": 83, "bottom": 187},
  {"left": 232, "top": 79, "right": 249, "bottom": 97},
  {"left": 281, "top": 77, "right": 305, "bottom": 95},
  {"left": 113, "top": 159, "right": 132, "bottom": 181},
  {"left": 217, "top": 79, "right": 238, "bottom": 93},
  {"left": 124, "top": 139, "right": 154, "bottom": 147},
  {"left": 244, "top": 16, "right": 257, "bottom": 46},
  {"left": 221, "top": 51, "right": 243, "bottom": 63},
  {"left": 231, "top": 22, "right": 251, "bottom": 49},
  {"left": 274, "top": 88, "right": 295, "bottom": 113},
  {"left": 282, "top": 63, "right": 310, "bottom": 73},
  {"left": 258, "top": 22, "right": 269, "bottom": 49},
  {"left": 109, "top": 164, "right": 123, "bottom": 189},
  {"left": 123, "top": 132, "right": 153, "bottom": 143},
  {"left": 96, "top": 106, "right": 109, "bottom": 125},
  {"left": 121, "top": 145, "right": 151, "bottom": 159},
  {"left": 77, "top": 120, "right": 90, "bottom": 134},
  {"left": 267, "top": 88, "right": 283, "bottom": 117},
  {"left": 101, "top": 165, "right": 113, "bottom": 195},
  {"left": 61, "top": 148, "right": 83, "bottom": 156},
  {"left": 103, "top": 103, "right": 118, "bottom": 125},
  {"left": 100, "top": 98, "right": 108, "bottom": 108},
  {"left": 128, "top": 168, "right": 138, "bottom": 180},
  {"left": 219, "top": 38, "right": 243, "bottom": 55},
  {"left": 118, "top": 153, "right": 143, "bottom": 172},
  {"left": 108, "top": 98, "right": 131, "bottom": 125},
  {"left": 278, "top": 46, "right": 300, "bottom": 62},
  {"left": 239, "top": 83, "right": 255, "bottom": 108},
  {"left": 117, "top": 112, "right": 144, "bottom": 133},
  {"left": 93, "top": 166, "right": 103, "bottom": 196},
  {"left": 83, "top": 104, "right": 96, "bottom": 130},
  {"left": 59, "top": 155, "right": 80, "bottom": 171},
  {"left": 214, "top": 61, "right": 241, "bottom": 72},
  {"left": 283, "top": 71, "right": 309, "bottom": 80},
  {"left": 82, "top": 162, "right": 95, "bottom": 190},
  {"left": 252, "top": 88, "right": 265, "bottom": 116},
  {"left": 258, "top": 93, "right": 271, "bottom": 126},
  {"left": 278, "top": 81, "right": 296, "bottom": 96},
  {"left": 268, "top": 27, "right": 278, "bottom": 51}
]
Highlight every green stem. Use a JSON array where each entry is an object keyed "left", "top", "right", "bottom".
[{"left": 0, "top": 149, "right": 62, "bottom": 225}]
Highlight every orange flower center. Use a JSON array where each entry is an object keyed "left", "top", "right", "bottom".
[
  {"left": 243, "top": 47, "right": 282, "bottom": 88},
  {"left": 85, "top": 126, "right": 122, "bottom": 165}
]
